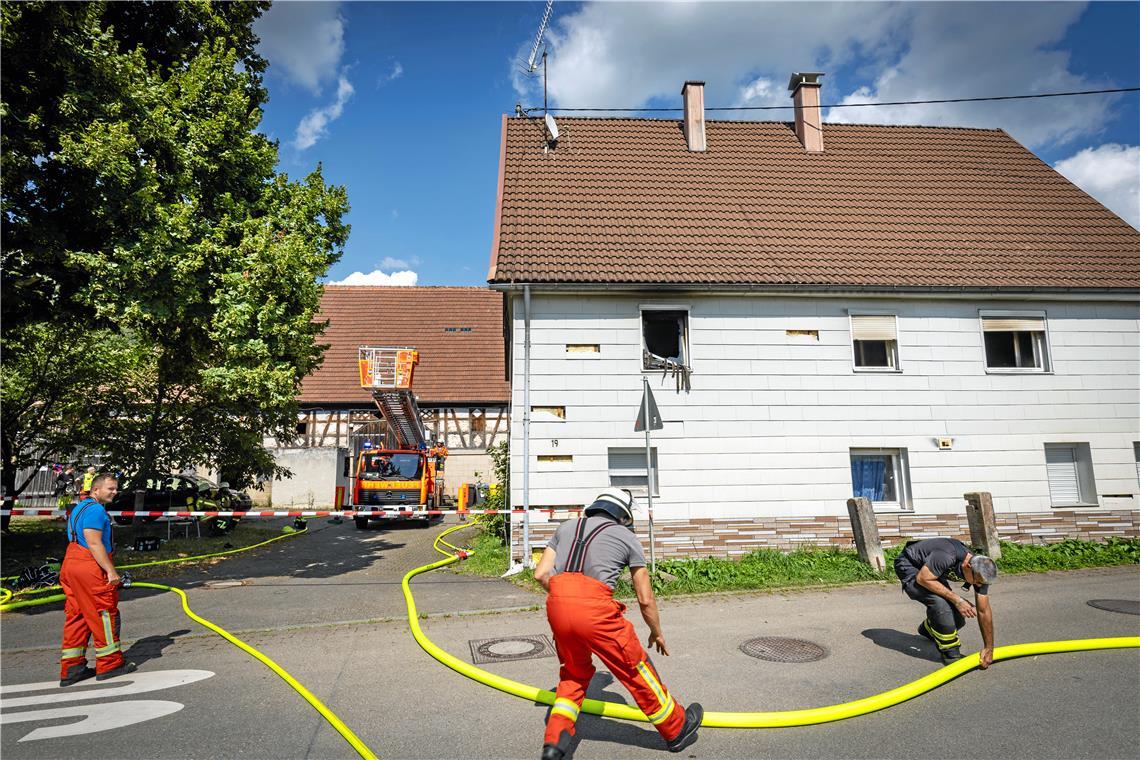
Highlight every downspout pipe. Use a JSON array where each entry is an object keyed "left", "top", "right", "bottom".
[{"left": 522, "top": 284, "right": 532, "bottom": 567}]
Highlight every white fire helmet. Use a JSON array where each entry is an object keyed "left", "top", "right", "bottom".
[{"left": 584, "top": 487, "right": 636, "bottom": 529}]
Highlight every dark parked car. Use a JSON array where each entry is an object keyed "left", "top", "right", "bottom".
[{"left": 110, "top": 474, "right": 248, "bottom": 531}]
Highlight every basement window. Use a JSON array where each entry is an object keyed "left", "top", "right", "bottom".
[
  {"left": 641, "top": 308, "right": 689, "bottom": 370},
  {"left": 850, "top": 448, "right": 912, "bottom": 511},
  {"left": 850, "top": 314, "right": 899, "bottom": 371},
  {"left": 1044, "top": 443, "right": 1097, "bottom": 507},
  {"left": 980, "top": 312, "right": 1049, "bottom": 372},
  {"left": 608, "top": 447, "right": 659, "bottom": 497}
]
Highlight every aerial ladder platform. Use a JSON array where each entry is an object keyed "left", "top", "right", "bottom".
[{"left": 358, "top": 346, "right": 427, "bottom": 448}]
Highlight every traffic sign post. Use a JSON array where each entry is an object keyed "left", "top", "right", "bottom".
[{"left": 635, "top": 377, "right": 663, "bottom": 573}]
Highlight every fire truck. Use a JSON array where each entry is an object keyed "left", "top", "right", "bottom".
[{"left": 351, "top": 347, "right": 446, "bottom": 529}]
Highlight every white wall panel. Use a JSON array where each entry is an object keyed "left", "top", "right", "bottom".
[{"left": 508, "top": 293, "right": 1140, "bottom": 517}]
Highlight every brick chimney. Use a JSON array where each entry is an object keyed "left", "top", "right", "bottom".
[
  {"left": 788, "top": 72, "right": 824, "bottom": 153},
  {"left": 681, "top": 81, "right": 706, "bottom": 152}
]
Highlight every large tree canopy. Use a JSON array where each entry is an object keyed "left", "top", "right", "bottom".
[{"left": 1, "top": 1, "right": 350, "bottom": 495}]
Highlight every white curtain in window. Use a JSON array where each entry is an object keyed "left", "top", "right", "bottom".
[
  {"left": 851, "top": 315, "right": 898, "bottom": 341},
  {"left": 1045, "top": 445, "right": 1080, "bottom": 504},
  {"left": 982, "top": 316, "right": 1045, "bottom": 332}
]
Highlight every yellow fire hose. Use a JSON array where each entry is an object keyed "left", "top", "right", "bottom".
[
  {"left": 406, "top": 524, "right": 1140, "bottom": 729},
  {"left": 132, "top": 581, "right": 378, "bottom": 760},
  {"left": 0, "top": 521, "right": 379, "bottom": 759}
]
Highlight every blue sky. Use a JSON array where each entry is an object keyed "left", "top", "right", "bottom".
[{"left": 254, "top": 2, "right": 1140, "bottom": 287}]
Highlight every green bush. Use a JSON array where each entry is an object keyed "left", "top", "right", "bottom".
[{"left": 477, "top": 440, "right": 509, "bottom": 543}]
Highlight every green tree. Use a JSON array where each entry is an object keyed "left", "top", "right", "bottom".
[{"left": 1, "top": 1, "right": 350, "bottom": 499}]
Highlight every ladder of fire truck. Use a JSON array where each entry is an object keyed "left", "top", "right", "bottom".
[
  {"left": 358, "top": 346, "right": 428, "bottom": 449},
  {"left": 369, "top": 389, "right": 426, "bottom": 449}
]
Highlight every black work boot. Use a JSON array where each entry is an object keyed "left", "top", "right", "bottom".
[
  {"left": 940, "top": 646, "right": 964, "bottom": 665},
  {"left": 540, "top": 729, "right": 573, "bottom": 760},
  {"left": 666, "top": 702, "right": 704, "bottom": 753},
  {"left": 95, "top": 661, "right": 137, "bottom": 681},
  {"left": 60, "top": 664, "right": 96, "bottom": 687},
  {"left": 918, "top": 621, "right": 934, "bottom": 643}
]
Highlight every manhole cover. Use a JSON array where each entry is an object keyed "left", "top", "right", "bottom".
[
  {"left": 469, "top": 635, "right": 556, "bottom": 664},
  {"left": 1087, "top": 599, "right": 1140, "bottom": 616},
  {"left": 740, "top": 636, "right": 827, "bottom": 663}
]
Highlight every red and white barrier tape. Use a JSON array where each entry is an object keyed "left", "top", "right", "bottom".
[{"left": 0, "top": 508, "right": 584, "bottom": 518}]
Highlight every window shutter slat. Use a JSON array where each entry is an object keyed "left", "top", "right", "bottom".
[
  {"left": 982, "top": 316, "right": 1045, "bottom": 332},
  {"left": 851, "top": 315, "right": 897, "bottom": 341},
  {"left": 1045, "top": 445, "right": 1080, "bottom": 504},
  {"left": 608, "top": 451, "right": 646, "bottom": 473}
]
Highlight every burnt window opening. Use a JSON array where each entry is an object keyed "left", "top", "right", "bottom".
[
  {"left": 642, "top": 309, "right": 688, "bottom": 370},
  {"left": 983, "top": 331, "right": 1041, "bottom": 369}
]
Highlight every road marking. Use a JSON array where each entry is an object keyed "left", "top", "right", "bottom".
[
  {"left": 2, "top": 701, "right": 185, "bottom": 742},
  {"left": 0, "top": 669, "right": 214, "bottom": 742}
]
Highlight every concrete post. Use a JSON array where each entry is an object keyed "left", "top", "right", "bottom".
[
  {"left": 964, "top": 492, "right": 1002, "bottom": 560},
  {"left": 846, "top": 497, "right": 886, "bottom": 572}
]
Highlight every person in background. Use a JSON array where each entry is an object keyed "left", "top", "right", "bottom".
[{"left": 59, "top": 473, "right": 135, "bottom": 685}]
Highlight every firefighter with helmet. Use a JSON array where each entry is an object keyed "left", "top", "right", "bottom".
[{"left": 534, "top": 488, "right": 702, "bottom": 759}]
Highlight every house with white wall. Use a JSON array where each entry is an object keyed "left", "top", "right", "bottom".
[{"left": 488, "top": 74, "right": 1140, "bottom": 561}]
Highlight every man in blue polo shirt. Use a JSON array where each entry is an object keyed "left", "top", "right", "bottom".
[{"left": 59, "top": 473, "right": 134, "bottom": 685}]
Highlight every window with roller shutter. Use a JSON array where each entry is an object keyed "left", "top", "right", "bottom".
[
  {"left": 849, "top": 313, "right": 900, "bottom": 371},
  {"left": 980, "top": 312, "right": 1050, "bottom": 371}
]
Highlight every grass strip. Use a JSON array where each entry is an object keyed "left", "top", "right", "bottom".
[{"left": 457, "top": 529, "right": 1140, "bottom": 598}]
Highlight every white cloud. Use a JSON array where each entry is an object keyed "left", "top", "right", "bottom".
[
  {"left": 526, "top": 3, "right": 1117, "bottom": 149},
  {"left": 827, "top": 4, "right": 1113, "bottom": 149},
  {"left": 255, "top": 2, "right": 346, "bottom": 95},
  {"left": 379, "top": 256, "right": 411, "bottom": 270},
  {"left": 1054, "top": 144, "right": 1140, "bottom": 229},
  {"left": 380, "top": 61, "right": 404, "bottom": 86},
  {"left": 523, "top": 3, "right": 907, "bottom": 111},
  {"left": 331, "top": 270, "right": 419, "bottom": 286},
  {"left": 293, "top": 74, "right": 354, "bottom": 150}
]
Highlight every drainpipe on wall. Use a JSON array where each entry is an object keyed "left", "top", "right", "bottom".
[{"left": 522, "top": 284, "right": 532, "bottom": 567}]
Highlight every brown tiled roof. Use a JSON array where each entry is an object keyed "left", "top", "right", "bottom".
[
  {"left": 489, "top": 117, "right": 1140, "bottom": 288},
  {"left": 300, "top": 287, "right": 508, "bottom": 406}
]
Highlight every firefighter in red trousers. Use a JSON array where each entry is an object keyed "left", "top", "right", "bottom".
[
  {"left": 59, "top": 473, "right": 135, "bottom": 685},
  {"left": 534, "top": 488, "right": 702, "bottom": 759}
]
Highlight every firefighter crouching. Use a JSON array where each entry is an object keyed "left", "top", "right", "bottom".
[
  {"left": 59, "top": 473, "right": 135, "bottom": 685},
  {"left": 894, "top": 537, "right": 998, "bottom": 667},
  {"left": 534, "top": 488, "right": 703, "bottom": 759}
]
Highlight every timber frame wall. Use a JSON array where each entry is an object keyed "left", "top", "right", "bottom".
[{"left": 279, "top": 406, "right": 509, "bottom": 451}]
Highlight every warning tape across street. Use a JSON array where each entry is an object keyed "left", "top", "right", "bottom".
[{"left": 0, "top": 508, "right": 583, "bottom": 518}]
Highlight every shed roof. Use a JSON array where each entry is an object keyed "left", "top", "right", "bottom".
[{"left": 300, "top": 286, "right": 508, "bottom": 407}]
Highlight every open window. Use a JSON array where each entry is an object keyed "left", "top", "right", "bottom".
[
  {"left": 849, "top": 314, "right": 899, "bottom": 371},
  {"left": 850, "top": 448, "right": 912, "bottom": 510},
  {"left": 981, "top": 312, "right": 1049, "bottom": 372},
  {"left": 641, "top": 308, "right": 689, "bottom": 371},
  {"left": 608, "top": 447, "right": 659, "bottom": 497}
]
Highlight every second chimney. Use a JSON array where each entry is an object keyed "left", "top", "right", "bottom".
[
  {"left": 682, "top": 81, "right": 706, "bottom": 152},
  {"left": 788, "top": 72, "right": 825, "bottom": 153}
]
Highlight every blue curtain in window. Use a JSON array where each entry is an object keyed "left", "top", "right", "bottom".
[{"left": 851, "top": 456, "right": 887, "bottom": 501}]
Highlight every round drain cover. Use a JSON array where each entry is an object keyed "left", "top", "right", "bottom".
[
  {"left": 740, "top": 636, "right": 827, "bottom": 663},
  {"left": 1087, "top": 599, "right": 1140, "bottom": 616},
  {"left": 476, "top": 637, "right": 547, "bottom": 661}
]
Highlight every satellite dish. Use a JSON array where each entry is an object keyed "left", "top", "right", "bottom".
[{"left": 544, "top": 113, "right": 559, "bottom": 143}]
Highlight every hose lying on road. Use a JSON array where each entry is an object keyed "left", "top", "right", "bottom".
[
  {"left": 0, "top": 522, "right": 379, "bottom": 759},
  {"left": 405, "top": 524, "right": 1140, "bottom": 729},
  {"left": 132, "top": 581, "right": 378, "bottom": 760},
  {"left": 0, "top": 522, "right": 310, "bottom": 613}
]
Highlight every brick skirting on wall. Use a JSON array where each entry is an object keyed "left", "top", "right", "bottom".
[{"left": 510, "top": 509, "right": 1140, "bottom": 562}]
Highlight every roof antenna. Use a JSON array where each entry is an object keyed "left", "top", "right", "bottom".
[{"left": 524, "top": 0, "right": 558, "bottom": 149}]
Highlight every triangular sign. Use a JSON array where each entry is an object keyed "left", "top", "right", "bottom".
[{"left": 634, "top": 384, "right": 664, "bottom": 432}]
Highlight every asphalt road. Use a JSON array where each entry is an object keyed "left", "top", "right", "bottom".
[{"left": 2, "top": 519, "right": 1137, "bottom": 759}]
